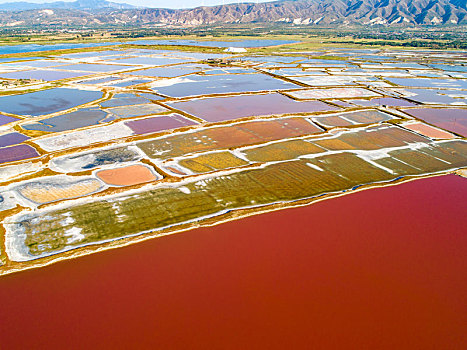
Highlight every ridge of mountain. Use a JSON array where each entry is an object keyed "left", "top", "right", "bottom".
[{"left": 0, "top": 0, "right": 465, "bottom": 27}]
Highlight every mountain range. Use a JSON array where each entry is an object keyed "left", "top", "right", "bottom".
[{"left": 0, "top": 0, "right": 465, "bottom": 27}]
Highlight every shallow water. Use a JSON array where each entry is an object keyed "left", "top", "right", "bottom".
[
  {"left": 9, "top": 60, "right": 67, "bottom": 69},
  {"left": 77, "top": 76, "right": 122, "bottom": 85},
  {"left": 0, "top": 88, "right": 103, "bottom": 116},
  {"left": 100, "top": 93, "right": 149, "bottom": 108},
  {"left": 108, "top": 79, "right": 152, "bottom": 87},
  {"left": 152, "top": 73, "right": 299, "bottom": 98},
  {"left": 0, "top": 69, "right": 91, "bottom": 81},
  {"left": 349, "top": 97, "right": 417, "bottom": 107},
  {"left": 400, "top": 88, "right": 467, "bottom": 105},
  {"left": 56, "top": 63, "right": 133, "bottom": 73},
  {"left": 0, "top": 114, "right": 19, "bottom": 126},
  {"left": 110, "top": 56, "right": 191, "bottom": 66},
  {"left": 96, "top": 164, "right": 159, "bottom": 186},
  {"left": 0, "top": 39, "right": 296, "bottom": 56},
  {"left": 125, "top": 66, "right": 203, "bottom": 78},
  {"left": 22, "top": 108, "right": 109, "bottom": 132},
  {"left": 402, "top": 108, "right": 467, "bottom": 136},
  {"left": 387, "top": 77, "right": 467, "bottom": 89},
  {"left": 0, "top": 132, "right": 29, "bottom": 147},
  {"left": 125, "top": 114, "right": 197, "bottom": 134},
  {"left": 129, "top": 39, "right": 298, "bottom": 48},
  {"left": 0, "top": 42, "right": 115, "bottom": 55},
  {"left": 167, "top": 93, "right": 338, "bottom": 122},
  {"left": 0, "top": 144, "right": 39, "bottom": 164}
]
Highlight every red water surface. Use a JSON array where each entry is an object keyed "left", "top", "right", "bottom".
[{"left": 1, "top": 174, "right": 467, "bottom": 349}]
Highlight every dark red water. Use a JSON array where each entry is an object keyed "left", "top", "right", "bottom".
[{"left": 1, "top": 174, "right": 467, "bottom": 349}]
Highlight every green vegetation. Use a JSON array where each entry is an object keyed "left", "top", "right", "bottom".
[
  {"left": 0, "top": 24, "right": 465, "bottom": 52},
  {"left": 14, "top": 139, "right": 467, "bottom": 259}
]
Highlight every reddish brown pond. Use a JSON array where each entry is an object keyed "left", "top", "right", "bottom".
[
  {"left": 96, "top": 164, "right": 159, "bottom": 186},
  {"left": 1, "top": 174, "right": 466, "bottom": 349}
]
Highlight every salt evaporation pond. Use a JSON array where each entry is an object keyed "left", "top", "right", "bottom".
[
  {"left": 0, "top": 132, "right": 29, "bottom": 147},
  {"left": 387, "top": 77, "right": 467, "bottom": 89},
  {"left": 22, "top": 108, "right": 110, "bottom": 132},
  {"left": 7, "top": 60, "right": 67, "bottom": 68},
  {"left": 1, "top": 175, "right": 466, "bottom": 349},
  {"left": 402, "top": 108, "right": 467, "bottom": 136},
  {"left": 0, "top": 88, "right": 102, "bottom": 116},
  {"left": 77, "top": 76, "right": 122, "bottom": 85},
  {"left": 399, "top": 88, "right": 467, "bottom": 105},
  {"left": 125, "top": 66, "right": 202, "bottom": 78},
  {"left": 109, "top": 79, "right": 152, "bottom": 88},
  {"left": 0, "top": 144, "right": 39, "bottom": 164},
  {"left": 0, "top": 42, "right": 117, "bottom": 55},
  {"left": 152, "top": 73, "right": 299, "bottom": 98},
  {"left": 0, "top": 69, "right": 92, "bottom": 81},
  {"left": 350, "top": 97, "right": 417, "bottom": 107},
  {"left": 125, "top": 114, "right": 197, "bottom": 134},
  {"left": 167, "top": 93, "right": 338, "bottom": 122},
  {"left": 0, "top": 114, "right": 18, "bottom": 126},
  {"left": 110, "top": 56, "right": 192, "bottom": 66},
  {"left": 56, "top": 63, "right": 133, "bottom": 73},
  {"left": 129, "top": 39, "right": 298, "bottom": 48},
  {"left": 0, "top": 39, "right": 297, "bottom": 56},
  {"left": 100, "top": 93, "right": 150, "bottom": 108}
]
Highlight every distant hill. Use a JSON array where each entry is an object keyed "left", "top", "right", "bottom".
[
  {"left": 0, "top": 0, "right": 136, "bottom": 11},
  {"left": 0, "top": 0, "right": 465, "bottom": 27}
]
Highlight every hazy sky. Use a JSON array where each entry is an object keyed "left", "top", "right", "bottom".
[{"left": 0, "top": 0, "right": 274, "bottom": 9}]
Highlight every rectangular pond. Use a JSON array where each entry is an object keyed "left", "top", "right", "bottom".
[
  {"left": 125, "top": 114, "right": 197, "bottom": 135},
  {"left": 166, "top": 93, "right": 338, "bottom": 122},
  {"left": 152, "top": 73, "right": 299, "bottom": 98},
  {"left": 0, "top": 88, "right": 103, "bottom": 117},
  {"left": 0, "top": 144, "right": 39, "bottom": 164},
  {"left": 402, "top": 108, "right": 467, "bottom": 136},
  {"left": 0, "top": 132, "right": 29, "bottom": 147},
  {"left": 0, "top": 69, "right": 92, "bottom": 81}
]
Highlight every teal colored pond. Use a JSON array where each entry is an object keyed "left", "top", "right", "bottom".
[
  {"left": 22, "top": 108, "right": 110, "bottom": 132},
  {"left": 152, "top": 73, "right": 299, "bottom": 98},
  {"left": 0, "top": 88, "right": 103, "bottom": 117}
]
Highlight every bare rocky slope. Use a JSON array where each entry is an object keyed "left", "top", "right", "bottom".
[{"left": 0, "top": 0, "right": 465, "bottom": 27}]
